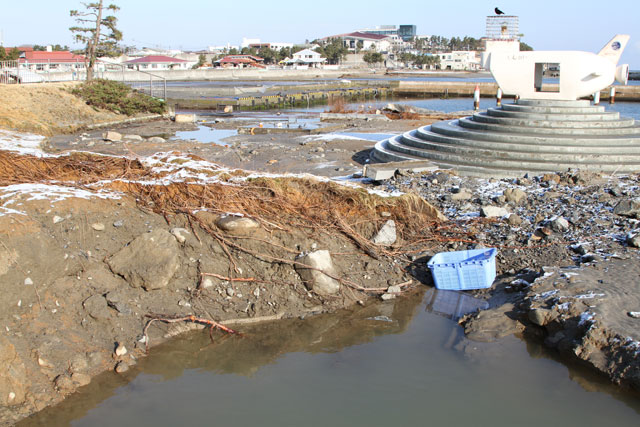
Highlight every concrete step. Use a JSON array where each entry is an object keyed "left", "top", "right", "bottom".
[
  {"left": 517, "top": 99, "right": 592, "bottom": 107},
  {"left": 407, "top": 128, "right": 640, "bottom": 154},
  {"left": 427, "top": 121, "right": 640, "bottom": 146},
  {"left": 472, "top": 112, "right": 634, "bottom": 128},
  {"left": 458, "top": 117, "right": 640, "bottom": 135},
  {"left": 380, "top": 137, "right": 640, "bottom": 173},
  {"left": 389, "top": 134, "right": 640, "bottom": 164},
  {"left": 501, "top": 103, "right": 606, "bottom": 114},
  {"left": 486, "top": 107, "right": 620, "bottom": 121}
]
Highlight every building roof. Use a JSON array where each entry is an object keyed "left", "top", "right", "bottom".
[
  {"left": 126, "top": 55, "right": 187, "bottom": 64},
  {"left": 323, "top": 32, "right": 391, "bottom": 41},
  {"left": 216, "top": 55, "right": 264, "bottom": 63},
  {"left": 20, "top": 51, "right": 84, "bottom": 63},
  {"left": 3, "top": 46, "right": 34, "bottom": 54}
]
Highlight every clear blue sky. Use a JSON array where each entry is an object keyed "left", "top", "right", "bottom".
[{"left": 1, "top": 0, "right": 639, "bottom": 68}]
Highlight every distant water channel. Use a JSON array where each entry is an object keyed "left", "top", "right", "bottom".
[{"left": 21, "top": 290, "right": 640, "bottom": 426}]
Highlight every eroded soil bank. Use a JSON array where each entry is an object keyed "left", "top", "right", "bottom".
[{"left": 2, "top": 83, "right": 640, "bottom": 424}]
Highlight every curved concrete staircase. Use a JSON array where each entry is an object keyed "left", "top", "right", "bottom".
[{"left": 371, "top": 99, "right": 640, "bottom": 177}]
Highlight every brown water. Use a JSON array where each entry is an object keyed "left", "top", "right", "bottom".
[{"left": 20, "top": 289, "right": 640, "bottom": 426}]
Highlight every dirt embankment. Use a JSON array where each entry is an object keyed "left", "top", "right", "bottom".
[
  {"left": 0, "top": 83, "right": 134, "bottom": 136},
  {"left": 0, "top": 149, "right": 444, "bottom": 425}
]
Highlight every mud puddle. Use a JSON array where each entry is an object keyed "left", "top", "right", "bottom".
[{"left": 19, "top": 290, "right": 640, "bottom": 426}]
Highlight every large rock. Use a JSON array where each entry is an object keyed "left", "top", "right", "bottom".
[
  {"left": 503, "top": 188, "right": 526, "bottom": 204},
  {"left": 480, "top": 206, "right": 509, "bottom": 218},
  {"left": 371, "top": 220, "right": 396, "bottom": 246},
  {"left": 174, "top": 114, "right": 196, "bottom": 123},
  {"left": 215, "top": 216, "right": 260, "bottom": 235},
  {"left": 107, "top": 229, "right": 180, "bottom": 290},
  {"left": 614, "top": 199, "right": 640, "bottom": 218},
  {"left": 102, "top": 131, "right": 122, "bottom": 142},
  {"left": 295, "top": 250, "right": 341, "bottom": 295}
]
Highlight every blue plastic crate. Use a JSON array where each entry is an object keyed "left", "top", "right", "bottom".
[{"left": 427, "top": 248, "right": 497, "bottom": 290}]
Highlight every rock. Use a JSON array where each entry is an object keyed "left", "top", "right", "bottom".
[
  {"left": 506, "top": 214, "right": 522, "bottom": 226},
  {"left": 53, "top": 215, "right": 64, "bottom": 224},
  {"left": 69, "top": 355, "right": 88, "bottom": 373},
  {"left": 108, "top": 229, "right": 180, "bottom": 290},
  {"left": 174, "top": 113, "right": 196, "bottom": 123},
  {"left": 115, "top": 361, "right": 129, "bottom": 374},
  {"left": 226, "top": 287, "right": 235, "bottom": 297},
  {"left": 91, "top": 223, "right": 105, "bottom": 231},
  {"left": 381, "top": 284, "right": 402, "bottom": 300},
  {"left": 105, "top": 291, "right": 132, "bottom": 315},
  {"left": 550, "top": 217, "right": 570, "bottom": 232},
  {"left": 295, "top": 250, "right": 341, "bottom": 295},
  {"left": 480, "top": 206, "right": 509, "bottom": 218},
  {"left": 215, "top": 216, "right": 260, "bottom": 235},
  {"left": 371, "top": 220, "right": 396, "bottom": 246},
  {"left": 113, "top": 220, "right": 124, "bottom": 227},
  {"left": 451, "top": 190, "right": 472, "bottom": 201},
  {"left": 124, "top": 134, "right": 143, "bottom": 141},
  {"left": 71, "top": 373, "right": 91, "bottom": 387},
  {"left": 24, "top": 277, "right": 33, "bottom": 286},
  {"left": 570, "top": 244, "right": 589, "bottom": 255},
  {"left": 626, "top": 233, "right": 640, "bottom": 248},
  {"left": 147, "top": 136, "right": 166, "bottom": 143},
  {"left": 614, "top": 199, "right": 640, "bottom": 218},
  {"left": 114, "top": 343, "right": 127, "bottom": 357},
  {"left": 528, "top": 308, "right": 552, "bottom": 326},
  {"left": 170, "top": 227, "right": 190, "bottom": 244},
  {"left": 503, "top": 188, "right": 527, "bottom": 204},
  {"left": 53, "top": 374, "right": 74, "bottom": 392},
  {"left": 83, "top": 294, "right": 111, "bottom": 320},
  {"left": 200, "top": 278, "right": 214, "bottom": 289},
  {"left": 541, "top": 173, "right": 560, "bottom": 184},
  {"left": 628, "top": 312, "right": 640, "bottom": 319},
  {"left": 103, "top": 131, "right": 122, "bottom": 142}
]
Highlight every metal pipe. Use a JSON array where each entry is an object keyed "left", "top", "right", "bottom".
[
  {"left": 609, "top": 86, "right": 616, "bottom": 104},
  {"left": 473, "top": 84, "right": 480, "bottom": 110}
]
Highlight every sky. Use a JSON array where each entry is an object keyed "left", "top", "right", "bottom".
[{"left": 1, "top": 0, "right": 639, "bottom": 68}]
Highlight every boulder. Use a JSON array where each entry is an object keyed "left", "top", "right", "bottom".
[
  {"left": 215, "top": 216, "right": 260, "bottom": 235},
  {"left": 107, "top": 229, "right": 180, "bottom": 290},
  {"left": 147, "top": 136, "right": 166, "bottom": 143},
  {"left": 174, "top": 114, "right": 196, "bottom": 123},
  {"left": 371, "top": 220, "right": 396, "bottom": 246},
  {"left": 503, "top": 188, "right": 526, "bottom": 204},
  {"left": 614, "top": 199, "right": 640, "bottom": 218},
  {"left": 480, "top": 206, "right": 509, "bottom": 218},
  {"left": 295, "top": 250, "right": 341, "bottom": 295},
  {"left": 124, "top": 134, "right": 143, "bottom": 141},
  {"left": 102, "top": 131, "right": 122, "bottom": 142}
]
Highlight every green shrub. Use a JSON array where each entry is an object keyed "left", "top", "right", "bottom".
[{"left": 72, "top": 79, "right": 166, "bottom": 116}]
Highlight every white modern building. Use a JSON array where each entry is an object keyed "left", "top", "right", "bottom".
[
  {"left": 437, "top": 51, "right": 481, "bottom": 71},
  {"left": 283, "top": 49, "right": 326, "bottom": 68}
]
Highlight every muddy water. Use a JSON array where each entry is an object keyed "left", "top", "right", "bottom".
[{"left": 20, "top": 290, "right": 640, "bottom": 426}]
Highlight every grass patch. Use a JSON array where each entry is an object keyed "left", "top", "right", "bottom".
[{"left": 72, "top": 79, "right": 166, "bottom": 116}]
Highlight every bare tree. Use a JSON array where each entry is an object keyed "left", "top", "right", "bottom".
[{"left": 70, "top": 1, "right": 122, "bottom": 81}]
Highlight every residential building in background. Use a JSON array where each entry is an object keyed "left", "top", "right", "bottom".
[{"left": 357, "top": 25, "right": 417, "bottom": 42}]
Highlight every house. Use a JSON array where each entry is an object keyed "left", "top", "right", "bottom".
[
  {"left": 19, "top": 51, "right": 86, "bottom": 71},
  {"left": 125, "top": 55, "right": 191, "bottom": 70},
  {"left": 282, "top": 49, "right": 326, "bottom": 68},
  {"left": 215, "top": 55, "right": 265, "bottom": 68},
  {"left": 436, "top": 51, "right": 481, "bottom": 71},
  {"left": 321, "top": 32, "right": 393, "bottom": 53}
]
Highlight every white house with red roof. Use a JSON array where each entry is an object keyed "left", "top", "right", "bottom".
[
  {"left": 125, "top": 55, "right": 193, "bottom": 71},
  {"left": 320, "top": 32, "right": 393, "bottom": 53},
  {"left": 19, "top": 51, "right": 86, "bottom": 71}
]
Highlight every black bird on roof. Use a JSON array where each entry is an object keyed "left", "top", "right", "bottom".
[{"left": 495, "top": 7, "right": 505, "bottom": 15}]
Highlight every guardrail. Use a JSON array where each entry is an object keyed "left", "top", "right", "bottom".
[{"left": 0, "top": 59, "right": 166, "bottom": 99}]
